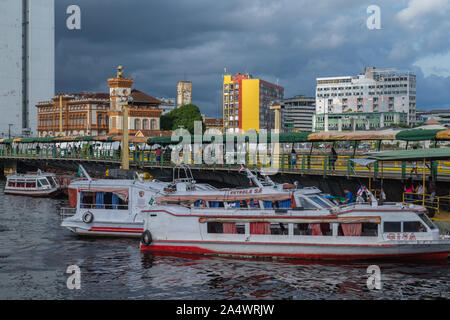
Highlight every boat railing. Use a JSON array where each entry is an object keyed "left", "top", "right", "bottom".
[{"left": 60, "top": 207, "right": 77, "bottom": 220}]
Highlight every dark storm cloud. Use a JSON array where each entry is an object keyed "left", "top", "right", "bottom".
[{"left": 56, "top": 0, "right": 450, "bottom": 116}]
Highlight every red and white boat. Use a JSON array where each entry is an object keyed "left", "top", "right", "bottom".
[
  {"left": 60, "top": 166, "right": 218, "bottom": 237},
  {"left": 140, "top": 189, "right": 450, "bottom": 261},
  {"left": 4, "top": 170, "right": 61, "bottom": 197}
]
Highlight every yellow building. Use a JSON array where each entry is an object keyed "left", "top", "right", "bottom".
[{"left": 223, "top": 73, "right": 284, "bottom": 133}]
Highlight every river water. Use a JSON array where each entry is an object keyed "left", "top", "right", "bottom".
[{"left": 0, "top": 181, "right": 448, "bottom": 300}]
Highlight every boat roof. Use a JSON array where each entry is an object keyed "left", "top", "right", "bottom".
[{"left": 7, "top": 172, "right": 56, "bottom": 179}]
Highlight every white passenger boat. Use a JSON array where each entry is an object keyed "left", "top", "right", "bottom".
[
  {"left": 140, "top": 188, "right": 450, "bottom": 261},
  {"left": 60, "top": 166, "right": 217, "bottom": 237},
  {"left": 4, "top": 170, "right": 61, "bottom": 197}
]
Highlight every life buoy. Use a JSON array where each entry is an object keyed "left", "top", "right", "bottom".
[
  {"left": 82, "top": 211, "right": 94, "bottom": 223},
  {"left": 141, "top": 230, "right": 152, "bottom": 246}
]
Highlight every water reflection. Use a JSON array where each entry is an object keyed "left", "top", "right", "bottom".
[{"left": 0, "top": 180, "right": 448, "bottom": 300}]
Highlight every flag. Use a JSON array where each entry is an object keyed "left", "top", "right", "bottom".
[
  {"left": 77, "top": 167, "right": 83, "bottom": 177},
  {"left": 357, "top": 186, "right": 367, "bottom": 197},
  {"left": 238, "top": 164, "right": 246, "bottom": 172}
]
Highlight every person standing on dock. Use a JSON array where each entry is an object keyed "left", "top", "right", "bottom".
[{"left": 327, "top": 145, "right": 337, "bottom": 173}]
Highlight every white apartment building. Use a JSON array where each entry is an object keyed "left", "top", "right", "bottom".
[
  {"left": 0, "top": 0, "right": 54, "bottom": 138},
  {"left": 315, "top": 67, "right": 416, "bottom": 125},
  {"left": 157, "top": 97, "right": 176, "bottom": 114}
]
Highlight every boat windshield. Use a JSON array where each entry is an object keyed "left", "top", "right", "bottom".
[
  {"left": 418, "top": 213, "right": 437, "bottom": 230},
  {"left": 308, "top": 195, "right": 332, "bottom": 208},
  {"left": 39, "top": 178, "right": 50, "bottom": 186}
]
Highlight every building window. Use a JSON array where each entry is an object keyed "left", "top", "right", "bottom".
[
  {"left": 134, "top": 119, "right": 140, "bottom": 130},
  {"left": 143, "top": 119, "right": 149, "bottom": 130},
  {"left": 151, "top": 119, "right": 156, "bottom": 130}
]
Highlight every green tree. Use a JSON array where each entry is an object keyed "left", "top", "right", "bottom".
[{"left": 160, "top": 104, "right": 205, "bottom": 134}]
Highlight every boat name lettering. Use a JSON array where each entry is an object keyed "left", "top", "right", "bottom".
[
  {"left": 229, "top": 188, "right": 262, "bottom": 195},
  {"left": 387, "top": 233, "right": 416, "bottom": 241}
]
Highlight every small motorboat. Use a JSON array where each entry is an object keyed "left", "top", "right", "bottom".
[{"left": 4, "top": 169, "right": 61, "bottom": 197}]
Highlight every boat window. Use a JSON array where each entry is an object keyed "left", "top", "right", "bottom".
[
  {"left": 39, "top": 178, "right": 49, "bottom": 186},
  {"left": 7, "top": 180, "right": 16, "bottom": 187},
  {"left": 16, "top": 180, "right": 25, "bottom": 188},
  {"left": 80, "top": 191, "right": 128, "bottom": 210},
  {"left": 418, "top": 213, "right": 437, "bottom": 230},
  {"left": 293, "top": 223, "right": 312, "bottom": 235},
  {"left": 384, "top": 222, "right": 401, "bottom": 233},
  {"left": 236, "top": 223, "right": 245, "bottom": 234},
  {"left": 37, "top": 180, "right": 42, "bottom": 187},
  {"left": 294, "top": 223, "right": 331, "bottom": 236},
  {"left": 298, "top": 197, "right": 317, "bottom": 209},
  {"left": 361, "top": 223, "right": 378, "bottom": 236},
  {"left": 207, "top": 222, "right": 223, "bottom": 234},
  {"left": 403, "top": 221, "right": 426, "bottom": 233},
  {"left": 209, "top": 201, "right": 224, "bottom": 208},
  {"left": 308, "top": 196, "right": 332, "bottom": 208},
  {"left": 25, "top": 181, "right": 36, "bottom": 188},
  {"left": 270, "top": 223, "right": 289, "bottom": 235}
]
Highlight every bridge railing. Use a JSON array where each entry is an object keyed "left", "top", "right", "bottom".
[{"left": 1, "top": 148, "right": 449, "bottom": 179}]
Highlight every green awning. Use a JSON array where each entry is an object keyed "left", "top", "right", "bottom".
[
  {"left": 395, "top": 129, "right": 444, "bottom": 141},
  {"left": 366, "top": 148, "right": 450, "bottom": 161}
]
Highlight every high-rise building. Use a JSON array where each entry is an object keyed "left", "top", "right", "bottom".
[
  {"left": 282, "top": 95, "right": 315, "bottom": 132},
  {"left": 223, "top": 73, "right": 284, "bottom": 133},
  {"left": 177, "top": 81, "right": 192, "bottom": 107},
  {"left": 0, "top": 0, "right": 55, "bottom": 138},
  {"left": 315, "top": 67, "right": 416, "bottom": 128}
]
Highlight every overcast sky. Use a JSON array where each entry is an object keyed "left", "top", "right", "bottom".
[{"left": 56, "top": 0, "right": 450, "bottom": 117}]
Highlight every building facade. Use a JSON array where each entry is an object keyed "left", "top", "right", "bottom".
[
  {"left": 223, "top": 73, "right": 284, "bottom": 133},
  {"left": 177, "top": 81, "right": 192, "bottom": 107},
  {"left": 313, "top": 112, "right": 408, "bottom": 132},
  {"left": 0, "top": 0, "right": 54, "bottom": 138},
  {"left": 316, "top": 67, "right": 416, "bottom": 127},
  {"left": 282, "top": 95, "right": 315, "bottom": 132},
  {"left": 157, "top": 97, "right": 176, "bottom": 114},
  {"left": 36, "top": 93, "right": 110, "bottom": 137},
  {"left": 202, "top": 116, "right": 223, "bottom": 133},
  {"left": 36, "top": 67, "right": 164, "bottom": 137}
]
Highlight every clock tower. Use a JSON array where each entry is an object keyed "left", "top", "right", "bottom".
[{"left": 107, "top": 66, "right": 133, "bottom": 134}]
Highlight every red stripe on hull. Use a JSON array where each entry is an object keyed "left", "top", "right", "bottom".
[
  {"left": 88, "top": 227, "right": 143, "bottom": 234},
  {"left": 140, "top": 244, "right": 450, "bottom": 261}
]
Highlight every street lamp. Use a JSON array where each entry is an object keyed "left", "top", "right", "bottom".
[{"left": 120, "top": 95, "right": 133, "bottom": 170}]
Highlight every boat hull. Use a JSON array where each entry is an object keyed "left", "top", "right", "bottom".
[
  {"left": 62, "top": 221, "right": 143, "bottom": 237},
  {"left": 140, "top": 240, "right": 450, "bottom": 261},
  {"left": 4, "top": 188, "right": 60, "bottom": 197}
]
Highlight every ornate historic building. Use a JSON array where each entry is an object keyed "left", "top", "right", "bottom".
[
  {"left": 36, "top": 93, "right": 110, "bottom": 137},
  {"left": 107, "top": 66, "right": 163, "bottom": 136},
  {"left": 36, "top": 66, "right": 165, "bottom": 137}
]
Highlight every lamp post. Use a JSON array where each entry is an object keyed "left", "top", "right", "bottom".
[
  {"left": 8, "top": 124, "right": 13, "bottom": 139},
  {"left": 270, "top": 103, "right": 284, "bottom": 169},
  {"left": 59, "top": 94, "right": 63, "bottom": 136},
  {"left": 120, "top": 95, "right": 132, "bottom": 170}
]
